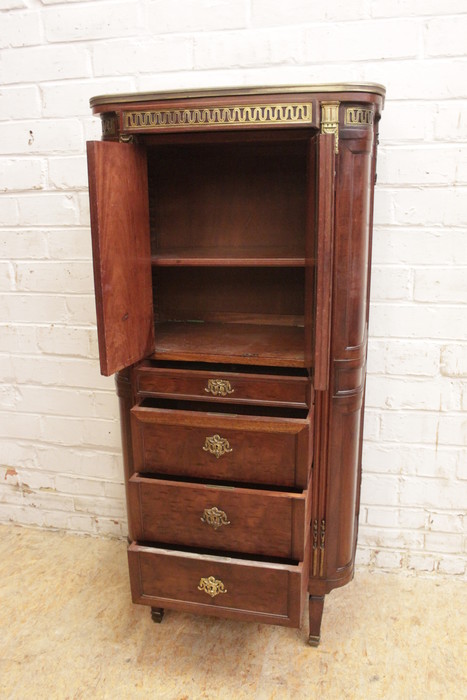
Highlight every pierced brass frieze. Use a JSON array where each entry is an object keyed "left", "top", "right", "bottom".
[
  {"left": 197, "top": 576, "right": 227, "bottom": 598},
  {"left": 203, "top": 434, "right": 233, "bottom": 459},
  {"left": 345, "top": 107, "right": 374, "bottom": 127},
  {"left": 321, "top": 101, "right": 340, "bottom": 154},
  {"left": 201, "top": 506, "right": 231, "bottom": 530},
  {"left": 205, "top": 379, "right": 234, "bottom": 397},
  {"left": 122, "top": 103, "right": 313, "bottom": 132}
]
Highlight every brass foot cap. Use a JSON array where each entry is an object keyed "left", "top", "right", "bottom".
[{"left": 308, "top": 634, "right": 320, "bottom": 647}]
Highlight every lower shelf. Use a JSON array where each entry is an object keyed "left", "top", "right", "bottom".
[
  {"left": 153, "top": 322, "right": 306, "bottom": 368},
  {"left": 128, "top": 542, "right": 306, "bottom": 627}
]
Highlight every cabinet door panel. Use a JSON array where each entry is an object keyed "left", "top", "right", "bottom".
[{"left": 87, "top": 141, "right": 154, "bottom": 376}]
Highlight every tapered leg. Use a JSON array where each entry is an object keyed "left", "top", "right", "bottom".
[
  {"left": 308, "top": 595, "right": 325, "bottom": 646},
  {"left": 150, "top": 607, "right": 164, "bottom": 623}
]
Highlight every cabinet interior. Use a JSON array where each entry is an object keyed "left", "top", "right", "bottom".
[{"left": 147, "top": 136, "right": 316, "bottom": 368}]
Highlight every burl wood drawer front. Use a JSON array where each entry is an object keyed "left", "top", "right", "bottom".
[
  {"left": 128, "top": 475, "right": 309, "bottom": 560},
  {"left": 135, "top": 365, "right": 310, "bottom": 408},
  {"left": 128, "top": 543, "right": 304, "bottom": 627},
  {"left": 131, "top": 404, "right": 311, "bottom": 488}
]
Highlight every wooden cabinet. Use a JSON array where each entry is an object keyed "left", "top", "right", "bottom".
[{"left": 87, "top": 84, "right": 384, "bottom": 645}]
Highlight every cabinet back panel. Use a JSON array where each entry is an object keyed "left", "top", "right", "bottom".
[
  {"left": 153, "top": 267, "right": 305, "bottom": 324},
  {"left": 147, "top": 141, "right": 307, "bottom": 255}
]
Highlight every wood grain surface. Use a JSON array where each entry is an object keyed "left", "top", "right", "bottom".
[{"left": 87, "top": 141, "right": 154, "bottom": 375}]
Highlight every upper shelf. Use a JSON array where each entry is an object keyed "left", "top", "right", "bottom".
[{"left": 151, "top": 247, "right": 308, "bottom": 267}]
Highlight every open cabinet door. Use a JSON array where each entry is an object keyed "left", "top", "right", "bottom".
[
  {"left": 313, "top": 133, "right": 335, "bottom": 391},
  {"left": 87, "top": 141, "right": 155, "bottom": 376}
]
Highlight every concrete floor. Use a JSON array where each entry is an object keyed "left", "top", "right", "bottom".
[{"left": 0, "top": 524, "right": 465, "bottom": 699}]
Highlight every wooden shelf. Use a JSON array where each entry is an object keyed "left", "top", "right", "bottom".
[
  {"left": 151, "top": 247, "right": 308, "bottom": 267},
  {"left": 152, "top": 322, "right": 306, "bottom": 368}
]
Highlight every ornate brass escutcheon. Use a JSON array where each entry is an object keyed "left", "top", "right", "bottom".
[
  {"left": 202, "top": 434, "right": 233, "bottom": 459},
  {"left": 204, "top": 379, "right": 234, "bottom": 397},
  {"left": 201, "top": 506, "right": 231, "bottom": 530},
  {"left": 197, "top": 576, "right": 227, "bottom": 598}
]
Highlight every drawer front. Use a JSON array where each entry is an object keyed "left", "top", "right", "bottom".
[
  {"left": 135, "top": 366, "right": 310, "bottom": 408},
  {"left": 131, "top": 406, "right": 311, "bottom": 488},
  {"left": 128, "top": 543, "right": 304, "bottom": 627},
  {"left": 128, "top": 475, "right": 309, "bottom": 560}
]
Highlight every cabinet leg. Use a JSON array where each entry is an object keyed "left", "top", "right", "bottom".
[
  {"left": 150, "top": 607, "right": 164, "bottom": 623},
  {"left": 308, "top": 595, "right": 325, "bottom": 646}
]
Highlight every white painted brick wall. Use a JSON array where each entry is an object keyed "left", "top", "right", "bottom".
[{"left": 0, "top": 0, "right": 465, "bottom": 577}]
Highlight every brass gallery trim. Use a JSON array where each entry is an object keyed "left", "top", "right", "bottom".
[
  {"left": 122, "top": 103, "right": 313, "bottom": 131},
  {"left": 344, "top": 107, "right": 374, "bottom": 127},
  {"left": 90, "top": 82, "right": 386, "bottom": 107},
  {"left": 320, "top": 101, "right": 340, "bottom": 154}
]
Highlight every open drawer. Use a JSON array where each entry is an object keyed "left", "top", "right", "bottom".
[
  {"left": 128, "top": 542, "right": 307, "bottom": 628},
  {"left": 134, "top": 361, "right": 311, "bottom": 408},
  {"left": 128, "top": 474, "right": 311, "bottom": 560},
  {"left": 130, "top": 399, "right": 312, "bottom": 489}
]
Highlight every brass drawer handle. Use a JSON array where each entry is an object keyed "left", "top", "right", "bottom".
[
  {"left": 197, "top": 576, "right": 227, "bottom": 598},
  {"left": 201, "top": 506, "right": 231, "bottom": 530},
  {"left": 204, "top": 379, "right": 234, "bottom": 397},
  {"left": 203, "top": 434, "right": 233, "bottom": 459}
]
